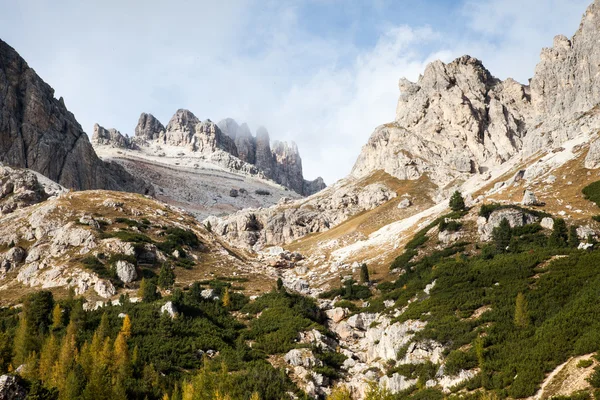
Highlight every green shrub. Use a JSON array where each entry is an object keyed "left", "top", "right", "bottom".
[
  {"left": 577, "top": 359, "right": 593, "bottom": 368},
  {"left": 582, "top": 180, "right": 600, "bottom": 207}
]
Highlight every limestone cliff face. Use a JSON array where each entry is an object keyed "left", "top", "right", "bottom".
[
  {"left": 352, "top": 0, "right": 600, "bottom": 188},
  {"left": 95, "top": 111, "right": 325, "bottom": 196},
  {"left": 92, "top": 124, "right": 129, "bottom": 148},
  {"left": 351, "top": 56, "right": 531, "bottom": 187},
  {"left": 216, "top": 121, "right": 326, "bottom": 196},
  {"left": 135, "top": 113, "right": 165, "bottom": 141},
  {"left": 0, "top": 39, "right": 153, "bottom": 195}
]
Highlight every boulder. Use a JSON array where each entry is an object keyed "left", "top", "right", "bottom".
[
  {"left": 522, "top": 190, "right": 542, "bottom": 206},
  {"left": 94, "top": 280, "right": 116, "bottom": 298},
  {"left": 398, "top": 198, "right": 412, "bottom": 209},
  {"left": 0, "top": 375, "right": 26, "bottom": 400},
  {"left": 160, "top": 301, "right": 178, "bottom": 318},
  {"left": 115, "top": 260, "right": 137, "bottom": 283},
  {"left": 325, "top": 307, "right": 347, "bottom": 323},
  {"left": 283, "top": 348, "right": 322, "bottom": 368},
  {"left": 540, "top": 217, "right": 554, "bottom": 230},
  {"left": 478, "top": 207, "right": 539, "bottom": 241}
]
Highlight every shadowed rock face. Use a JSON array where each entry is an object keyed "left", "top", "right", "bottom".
[
  {"left": 135, "top": 113, "right": 165, "bottom": 141},
  {"left": 0, "top": 39, "right": 153, "bottom": 195}
]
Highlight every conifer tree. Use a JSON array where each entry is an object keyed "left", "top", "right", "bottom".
[
  {"left": 514, "top": 292, "right": 530, "bottom": 328},
  {"left": 0, "top": 332, "right": 12, "bottom": 373},
  {"left": 22, "top": 350, "right": 39, "bottom": 380},
  {"left": 276, "top": 277, "right": 284, "bottom": 292},
  {"left": 113, "top": 332, "right": 131, "bottom": 384},
  {"left": 12, "top": 314, "right": 30, "bottom": 367},
  {"left": 158, "top": 264, "right": 176, "bottom": 289},
  {"left": 38, "top": 334, "right": 59, "bottom": 384},
  {"left": 568, "top": 225, "right": 580, "bottom": 248},
  {"left": 97, "top": 313, "right": 110, "bottom": 340},
  {"left": 449, "top": 190, "right": 466, "bottom": 212},
  {"left": 51, "top": 304, "right": 63, "bottom": 330},
  {"left": 360, "top": 264, "right": 370, "bottom": 284},
  {"left": 548, "top": 218, "right": 568, "bottom": 248},
  {"left": 54, "top": 320, "right": 78, "bottom": 393},
  {"left": 182, "top": 382, "right": 194, "bottom": 400},
  {"left": 222, "top": 288, "right": 231, "bottom": 308},
  {"left": 62, "top": 367, "right": 84, "bottom": 400},
  {"left": 140, "top": 279, "right": 160, "bottom": 303},
  {"left": 121, "top": 315, "right": 132, "bottom": 339},
  {"left": 492, "top": 218, "right": 512, "bottom": 252},
  {"left": 171, "top": 384, "right": 182, "bottom": 400}
]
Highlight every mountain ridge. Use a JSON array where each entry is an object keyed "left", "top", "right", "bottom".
[{"left": 92, "top": 110, "right": 326, "bottom": 197}]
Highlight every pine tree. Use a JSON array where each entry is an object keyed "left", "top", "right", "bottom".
[
  {"left": 97, "top": 313, "right": 110, "bottom": 340},
  {"left": 121, "top": 315, "right": 132, "bottom": 339},
  {"left": 568, "top": 225, "right": 580, "bottom": 248},
  {"left": 449, "top": 190, "right": 466, "bottom": 212},
  {"left": 113, "top": 332, "right": 130, "bottom": 399},
  {"left": 222, "top": 288, "right": 231, "bottom": 308},
  {"left": 548, "top": 218, "right": 568, "bottom": 248},
  {"left": 140, "top": 279, "right": 160, "bottom": 303},
  {"left": 514, "top": 292, "right": 529, "bottom": 328},
  {"left": 171, "top": 384, "right": 182, "bottom": 400},
  {"left": 54, "top": 320, "right": 78, "bottom": 393},
  {"left": 276, "top": 277, "right": 284, "bottom": 292},
  {"left": 22, "top": 350, "right": 39, "bottom": 380},
  {"left": 182, "top": 381, "right": 194, "bottom": 400},
  {"left": 0, "top": 332, "right": 12, "bottom": 372},
  {"left": 38, "top": 334, "right": 59, "bottom": 384},
  {"left": 492, "top": 218, "right": 512, "bottom": 252},
  {"left": 51, "top": 304, "right": 63, "bottom": 330},
  {"left": 158, "top": 264, "right": 176, "bottom": 289},
  {"left": 359, "top": 264, "right": 370, "bottom": 284},
  {"left": 13, "top": 314, "right": 31, "bottom": 367}
]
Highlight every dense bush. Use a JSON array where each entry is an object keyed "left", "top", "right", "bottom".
[{"left": 582, "top": 180, "right": 600, "bottom": 207}]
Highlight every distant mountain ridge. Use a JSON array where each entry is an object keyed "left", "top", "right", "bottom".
[{"left": 92, "top": 110, "right": 325, "bottom": 196}]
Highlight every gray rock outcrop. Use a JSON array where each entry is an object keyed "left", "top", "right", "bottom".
[
  {"left": 0, "top": 375, "right": 26, "bottom": 400},
  {"left": 135, "top": 113, "right": 165, "bottom": 141},
  {"left": 94, "top": 112, "right": 326, "bottom": 196},
  {"left": 351, "top": 0, "right": 600, "bottom": 190},
  {"left": 92, "top": 124, "right": 129, "bottom": 148},
  {"left": 521, "top": 190, "right": 542, "bottom": 206},
  {"left": 115, "top": 260, "right": 137, "bottom": 283},
  {"left": 206, "top": 178, "right": 396, "bottom": 249},
  {"left": 160, "top": 301, "right": 178, "bottom": 318},
  {"left": 0, "top": 39, "right": 153, "bottom": 195},
  {"left": 478, "top": 207, "right": 540, "bottom": 241},
  {"left": 0, "top": 165, "right": 51, "bottom": 215}
]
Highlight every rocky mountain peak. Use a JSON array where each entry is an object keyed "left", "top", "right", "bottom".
[
  {"left": 0, "top": 39, "right": 152, "bottom": 195},
  {"left": 135, "top": 113, "right": 165, "bottom": 140},
  {"left": 218, "top": 118, "right": 240, "bottom": 140},
  {"left": 92, "top": 124, "right": 129, "bottom": 148},
  {"left": 530, "top": 0, "right": 600, "bottom": 117},
  {"left": 353, "top": 2, "right": 600, "bottom": 190},
  {"left": 165, "top": 109, "right": 201, "bottom": 134}
]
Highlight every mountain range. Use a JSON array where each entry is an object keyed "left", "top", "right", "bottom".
[{"left": 2, "top": 1, "right": 600, "bottom": 399}]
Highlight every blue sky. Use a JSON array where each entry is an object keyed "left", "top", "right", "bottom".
[{"left": 0, "top": 0, "right": 591, "bottom": 184}]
